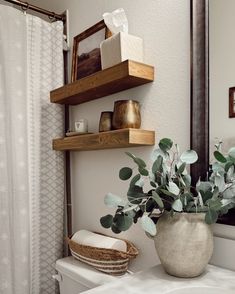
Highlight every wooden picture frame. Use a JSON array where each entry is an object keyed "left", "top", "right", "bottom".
[
  {"left": 71, "top": 20, "right": 111, "bottom": 83},
  {"left": 229, "top": 87, "right": 235, "bottom": 118},
  {"left": 190, "top": 0, "right": 209, "bottom": 185}
]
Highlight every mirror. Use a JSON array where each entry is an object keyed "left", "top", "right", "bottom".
[
  {"left": 191, "top": 0, "right": 235, "bottom": 225},
  {"left": 209, "top": 0, "right": 235, "bottom": 156}
]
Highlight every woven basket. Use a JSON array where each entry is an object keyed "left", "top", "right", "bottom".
[{"left": 67, "top": 234, "right": 139, "bottom": 275}]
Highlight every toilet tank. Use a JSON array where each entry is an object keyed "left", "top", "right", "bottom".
[{"left": 55, "top": 256, "right": 124, "bottom": 294}]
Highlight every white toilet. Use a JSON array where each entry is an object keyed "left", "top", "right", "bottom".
[{"left": 54, "top": 256, "right": 127, "bottom": 293}]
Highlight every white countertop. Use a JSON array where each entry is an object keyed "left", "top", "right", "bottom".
[{"left": 84, "top": 264, "right": 235, "bottom": 294}]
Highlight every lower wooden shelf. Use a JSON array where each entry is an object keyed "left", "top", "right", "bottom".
[{"left": 53, "top": 128, "right": 155, "bottom": 151}]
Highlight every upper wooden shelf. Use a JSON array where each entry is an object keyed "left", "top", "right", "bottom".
[
  {"left": 50, "top": 60, "right": 154, "bottom": 105},
  {"left": 53, "top": 128, "right": 155, "bottom": 151}
]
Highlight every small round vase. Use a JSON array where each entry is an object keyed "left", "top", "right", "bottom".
[
  {"left": 99, "top": 111, "right": 113, "bottom": 132},
  {"left": 154, "top": 212, "right": 213, "bottom": 278},
  {"left": 112, "top": 100, "right": 141, "bottom": 129}
]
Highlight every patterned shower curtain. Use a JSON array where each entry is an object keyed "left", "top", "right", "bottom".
[{"left": 0, "top": 5, "right": 64, "bottom": 294}]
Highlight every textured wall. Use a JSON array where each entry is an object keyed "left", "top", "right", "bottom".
[{"left": 30, "top": 0, "right": 190, "bottom": 271}]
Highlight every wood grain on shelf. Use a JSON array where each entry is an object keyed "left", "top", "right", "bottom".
[
  {"left": 50, "top": 60, "right": 154, "bottom": 105},
  {"left": 53, "top": 129, "right": 155, "bottom": 151}
]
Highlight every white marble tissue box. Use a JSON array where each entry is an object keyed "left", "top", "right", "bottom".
[{"left": 100, "top": 32, "right": 143, "bottom": 69}]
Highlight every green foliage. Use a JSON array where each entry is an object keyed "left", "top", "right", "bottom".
[
  {"left": 159, "top": 138, "right": 173, "bottom": 152},
  {"left": 140, "top": 215, "right": 157, "bottom": 236},
  {"left": 119, "top": 167, "right": 133, "bottom": 180},
  {"left": 214, "top": 151, "right": 227, "bottom": 163},
  {"left": 100, "top": 138, "right": 235, "bottom": 235},
  {"left": 180, "top": 150, "right": 198, "bottom": 164},
  {"left": 100, "top": 215, "right": 113, "bottom": 228}
]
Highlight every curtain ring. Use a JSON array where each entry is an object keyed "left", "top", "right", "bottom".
[
  {"left": 48, "top": 12, "right": 56, "bottom": 22},
  {"left": 21, "top": 2, "right": 29, "bottom": 12}
]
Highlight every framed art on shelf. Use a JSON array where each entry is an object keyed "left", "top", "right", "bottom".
[{"left": 71, "top": 20, "right": 111, "bottom": 82}]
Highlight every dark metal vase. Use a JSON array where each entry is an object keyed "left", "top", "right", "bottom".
[{"left": 112, "top": 100, "right": 141, "bottom": 129}]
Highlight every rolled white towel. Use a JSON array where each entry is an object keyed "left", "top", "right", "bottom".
[{"left": 71, "top": 230, "right": 127, "bottom": 252}]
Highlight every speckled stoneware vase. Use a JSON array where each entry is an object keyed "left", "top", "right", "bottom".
[{"left": 154, "top": 212, "right": 213, "bottom": 278}]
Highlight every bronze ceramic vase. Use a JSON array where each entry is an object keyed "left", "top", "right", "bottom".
[
  {"left": 99, "top": 111, "right": 113, "bottom": 132},
  {"left": 112, "top": 100, "right": 141, "bottom": 129}
]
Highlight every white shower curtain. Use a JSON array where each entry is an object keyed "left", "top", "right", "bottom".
[{"left": 0, "top": 5, "right": 64, "bottom": 294}]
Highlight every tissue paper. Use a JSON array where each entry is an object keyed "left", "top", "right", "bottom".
[{"left": 103, "top": 8, "right": 128, "bottom": 34}]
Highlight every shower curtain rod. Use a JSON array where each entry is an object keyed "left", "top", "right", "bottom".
[{"left": 3, "top": 0, "right": 66, "bottom": 22}]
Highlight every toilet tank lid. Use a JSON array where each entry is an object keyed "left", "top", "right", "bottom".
[{"left": 56, "top": 257, "right": 123, "bottom": 288}]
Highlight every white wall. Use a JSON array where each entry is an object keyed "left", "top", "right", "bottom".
[
  {"left": 31, "top": 0, "right": 191, "bottom": 271},
  {"left": 25, "top": 0, "right": 235, "bottom": 273}
]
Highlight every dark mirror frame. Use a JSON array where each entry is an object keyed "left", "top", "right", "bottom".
[{"left": 190, "top": 0, "right": 235, "bottom": 225}]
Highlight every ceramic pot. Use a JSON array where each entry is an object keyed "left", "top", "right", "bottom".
[
  {"left": 112, "top": 100, "right": 141, "bottom": 129},
  {"left": 99, "top": 111, "right": 113, "bottom": 132},
  {"left": 154, "top": 212, "right": 213, "bottom": 278}
]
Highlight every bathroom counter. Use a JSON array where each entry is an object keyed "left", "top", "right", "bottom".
[{"left": 83, "top": 264, "right": 235, "bottom": 293}]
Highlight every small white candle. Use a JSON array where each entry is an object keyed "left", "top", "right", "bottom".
[{"left": 74, "top": 119, "right": 88, "bottom": 133}]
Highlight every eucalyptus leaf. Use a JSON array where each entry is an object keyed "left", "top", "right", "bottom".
[
  {"left": 152, "top": 155, "right": 163, "bottom": 174},
  {"left": 135, "top": 158, "right": 147, "bottom": 168},
  {"left": 205, "top": 209, "right": 218, "bottom": 224},
  {"left": 161, "top": 189, "right": 176, "bottom": 198},
  {"left": 146, "top": 198, "right": 156, "bottom": 213},
  {"left": 125, "top": 152, "right": 146, "bottom": 168},
  {"left": 226, "top": 165, "right": 235, "bottom": 181},
  {"left": 168, "top": 181, "right": 180, "bottom": 195},
  {"left": 123, "top": 204, "right": 138, "bottom": 213},
  {"left": 221, "top": 198, "right": 235, "bottom": 209},
  {"left": 111, "top": 224, "right": 121, "bottom": 234},
  {"left": 151, "top": 148, "right": 167, "bottom": 161},
  {"left": 159, "top": 138, "right": 173, "bottom": 152},
  {"left": 207, "top": 198, "right": 222, "bottom": 211},
  {"left": 203, "top": 190, "right": 213, "bottom": 203},
  {"left": 197, "top": 192, "right": 204, "bottom": 207},
  {"left": 152, "top": 191, "right": 164, "bottom": 209},
  {"left": 223, "top": 185, "right": 235, "bottom": 199},
  {"left": 212, "top": 162, "right": 225, "bottom": 173},
  {"left": 135, "top": 177, "right": 145, "bottom": 187},
  {"left": 104, "top": 193, "right": 125, "bottom": 208},
  {"left": 225, "top": 161, "right": 234, "bottom": 172},
  {"left": 140, "top": 215, "right": 157, "bottom": 236},
  {"left": 130, "top": 174, "right": 141, "bottom": 187},
  {"left": 119, "top": 167, "right": 133, "bottom": 180},
  {"left": 212, "top": 187, "right": 219, "bottom": 199},
  {"left": 215, "top": 173, "right": 225, "bottom": 192},
  {"left": 214, "top": 151, "right": 227, "bottom": 163},
  {"left": 228, "top": 147, "right": 235, "bottom": 159},
  {"left": 125, "top": 151, "right": 136, "bottom": 160},
  {"left": 172, "top": 198, "right": 183, "bottom": 212},
  {"left": 196, "top": 180, "right": 212, "bottom": 193},
  {"left": 177, "top": 162, "right": 186, "bottom": 175},
  {"left": 138, "top": 167, "right": 149, "bottom": 176},
  {"left": 127, "top": 185, "right": 144, "bottom": 204},
  {"left": 114, "top": 214, "right": 133, "bottom": 231},
  {"left": 100, "top": 214, "right": 113, "bottom": 228},
  {"left": 180, "top": 150, "right": 198, "bottom": 164},
  {"left": 182, "top": 174, "right": 191, "bottom": 187},
  {"left": 150, "top": 181, "right": 157, "bottom": 188}
]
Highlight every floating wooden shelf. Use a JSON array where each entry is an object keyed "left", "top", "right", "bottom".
[
  {"left": 50, "top": 60, "right": 154, "bottom": 105},
  {"left": 53, "top": 129, "right": 155, "bottom": 151}
]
